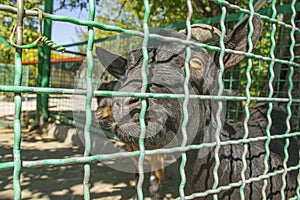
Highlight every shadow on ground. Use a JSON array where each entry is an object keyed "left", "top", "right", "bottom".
[{"left": 0, "top": 127, "right": 179, "bottom": 200}]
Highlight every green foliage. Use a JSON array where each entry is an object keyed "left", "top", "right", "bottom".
[
  {"left": 54, "top": 0, "right": 100, "bottom": 11},
  {"left": 86, "top": 0, "right": 288, "bottom": 39},
  {"left": 81, "top": 0, "right": 206, "bottom": 40},
  {"left": 0, "top": 0, "right": 42, "bottom": 64}
]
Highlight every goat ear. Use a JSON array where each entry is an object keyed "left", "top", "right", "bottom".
[
  {"left": 96, "top": 47, "right": 127, "bottom": 79},
  {"left": 215, "top": 15, "right": 263, "bottom": 70}
]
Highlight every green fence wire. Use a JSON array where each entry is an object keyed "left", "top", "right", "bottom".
[
  {"left": 262, "top": 0, "right": 276, "bottom": 198},
  {"left": 0, "top": 0, "right": 300, "bottom": 199},
  {"left": 178, "top": 1, "right": 193, "bottom": 198},
  {"left": 212, "top": 5, "right": 227, "bottom": 200},
  {"left": 82, "top": 0, "right": 95, "bottom": 199}
]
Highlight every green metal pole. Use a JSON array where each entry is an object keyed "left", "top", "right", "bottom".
[
  {"left": 37, "top": 0, "right": 53, "bottom": 125},
  {"left": 13, "top": 1, "right": 24, "bottom": 199}
]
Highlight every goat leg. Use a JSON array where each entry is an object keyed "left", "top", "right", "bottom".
[
  {"left": 126, "top": 144, "right": 165, "bottom": 199},
  {"left": 149, "top": 154, "right": 164, "bottom": 200}
]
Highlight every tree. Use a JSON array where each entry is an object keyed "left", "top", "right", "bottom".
[{"left": 0, "top": 0, "right": 44, "bottom": 64}]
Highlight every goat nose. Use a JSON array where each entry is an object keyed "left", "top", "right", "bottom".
[
  {"left": 113, "top": 97, "right": 141, "bottom": 110},
  {"left": 113, "top": 97, "right": 149, "bottom": 120}
]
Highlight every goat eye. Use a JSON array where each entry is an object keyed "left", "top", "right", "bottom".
[{"left": 189, "top": 57, "right": 203, "bottom": 69}]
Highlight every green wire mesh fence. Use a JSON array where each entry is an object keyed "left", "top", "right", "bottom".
[
  {"left": 1, "top": 3, "right": 300, "bottom": 128},
  {"left": 0, "top": 0, "right": 300, "bottom": 199}
]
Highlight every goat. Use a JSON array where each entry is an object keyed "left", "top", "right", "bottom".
[{"left": 96, "top": 16, "right": 299, "bottom": 199}]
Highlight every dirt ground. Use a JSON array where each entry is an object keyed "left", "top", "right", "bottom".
[{"left": 0, "top": 126, "right": 180, "bottom": 200}]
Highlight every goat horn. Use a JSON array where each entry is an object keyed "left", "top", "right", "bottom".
[{"left": 179, "top": 24, "right": 222, "bottom": 43}]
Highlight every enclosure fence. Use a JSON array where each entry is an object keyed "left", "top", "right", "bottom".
[{"left": 0, "top": 0, "right": 300, "bottom": 199}]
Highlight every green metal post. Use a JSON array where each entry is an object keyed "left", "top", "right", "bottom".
[
  {"left": 13, "top": 2, "right": 24, "bottom": 199},
  {"left": 37, "top": 0, "right": 53, "bottom": 125}
]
